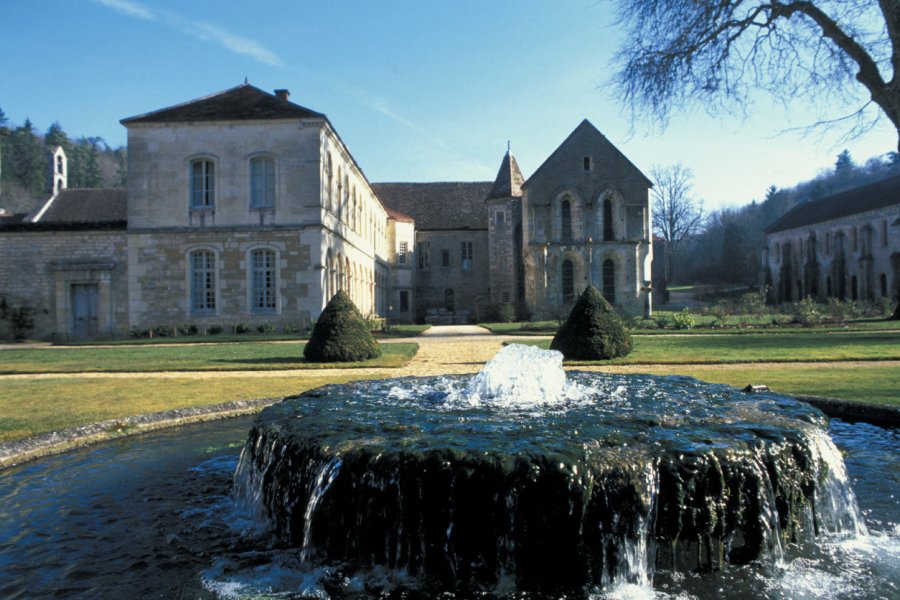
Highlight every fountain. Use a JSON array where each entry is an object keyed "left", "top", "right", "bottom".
[{"left": 234, "top": 344, "right": 868, "bottom": 596}]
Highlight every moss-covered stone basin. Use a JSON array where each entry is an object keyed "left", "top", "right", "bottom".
[{"left": 235, "top": 370, "right": 863, "bottom": 594}]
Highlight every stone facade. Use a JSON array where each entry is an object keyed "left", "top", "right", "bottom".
[
  {"left": 521, "top": 121, "right": 653, "bottom": 318},
  {"left": 0, "top": 86, "right": 654, "bottom": 340},
  {"left": 763, "top": 176, "right": 900, "bottom": 304},
  {"left": 0, "top": 227, "right": 128, "bottom": 339}
]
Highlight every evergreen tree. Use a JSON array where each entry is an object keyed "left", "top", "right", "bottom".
[
  {"left": 550, "top": 286, "right": 632, "bottom": 360},
  {"left": 303, "top": 290, "right": 381, "bottom": 362},
  {"left": 7, "top": 119, "right": 45, "bottom": 199}
]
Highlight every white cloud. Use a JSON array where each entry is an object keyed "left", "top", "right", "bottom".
[
  {"left": 93, "top": 0, "right": 154, "bottom": 21},
  {"left": 191, "top": 21, "right": 283, "bottom": 67},
  {"left": 93, "top": 0, "right": 283, "bottom": 67}
]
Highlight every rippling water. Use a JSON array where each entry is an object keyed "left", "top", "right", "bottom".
[{"left": 0, "top": 416, "right": 896, "bottom": 599}]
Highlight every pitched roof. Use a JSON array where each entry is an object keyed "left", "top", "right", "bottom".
[
  {"left": 372, "top": 182, "right": 493, "bottom": 230},
  {"left": 385, "top": 207, "right": 415, "bottom": 223},
  {"left": 487, "top": 151, "right": 525, "bottom": 199},
  {"left": 525, "top": 119, "right": 652, "bottom": 188},
  {"left": 29, "top": 189, "right": 127, "bottom": 224},
  {"left": 121, "top": 84, "right": 325, "bottom": 125},
  {"left": 765, "top": 175, "right": 900, "bottom": 233}
]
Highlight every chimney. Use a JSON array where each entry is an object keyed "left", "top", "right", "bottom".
[{"left": 274, "top": 89, "right": 290, "bottom": 101}]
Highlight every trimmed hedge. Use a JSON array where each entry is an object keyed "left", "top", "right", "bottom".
[
  {"left": 550, "top": 285, "right": 633, "bottom": 360},
  {"left": 303, "top": 290, "right": 382, "bottom": 362}
]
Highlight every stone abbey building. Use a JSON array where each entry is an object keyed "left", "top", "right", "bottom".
[
  {"left": 0, "top": 85, "right": 653, "bottom": 340},
  {"left": 763, "top": 176, "right": 900, "bottom": 305}
]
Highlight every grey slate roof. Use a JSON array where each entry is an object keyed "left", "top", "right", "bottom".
[
  {"left": 488, "top": 151, "right": 524, "bottom": 199},
  {"left": 525, "top": 119, "right": 652, "bottom": 188},
  {"left": 765, "top": 175, "right": 900, "bottom": 233},
  {"left": 30, "top": 189, "right": 127, "bottom": 224},
  {"left": 372, "top": 182, "right": 493, "bottom": 230},
  {"left": 121, "top": 84, "right": 325, "bottom": 125}
]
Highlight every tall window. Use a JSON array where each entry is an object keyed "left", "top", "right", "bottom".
[
  {"left": 399, "top": 290, "right": 409, "bottom": 313},
  {"left": 190, "top": 160, "right": 214, "bottom": 208},
  {"left": 562, "top": 260, "right": 575, "bottom": 303},
  {"left": 250, "top": 157, "right": 275, "bottom": 208},
  {"left": 442, "top": 249, "right": 450, "bottom": 267},
  {"left": 190, "top": 250, "right": 216, "bottom": 311},
  {"left": 603, "top": 259, "right": 615, "bottom": 302},
  {"left": 461, "top": 241, "right": 473, "bottom": 271},
  {"left": 444, "top": 289, "right": 455, "bottom": 312},
  {"left": 398, "top": 241, "right": 408, "bottom": 264},
  {"left": 418, "top": 242, "right": 430, "bottom": 270},
  {"left": 251, "top": 249, "right": 277, "bottom": 311},
  {"left": 561, "top": 199, "right": 572, "bottom": 243},
  {"left": 603, "top": 199, "right": 614, "bottom": 241}
]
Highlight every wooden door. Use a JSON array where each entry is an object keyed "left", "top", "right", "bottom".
[{"left": 71, "top": 284, "right": 99, "bottom": 339}]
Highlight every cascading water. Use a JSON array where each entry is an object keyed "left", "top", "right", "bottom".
[{"left": 233, "top": 344, "right": 869, "bottom": 596}]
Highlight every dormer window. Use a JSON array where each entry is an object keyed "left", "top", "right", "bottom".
[
  {"left": 250, "top": 157, "right": 275, "bottom": 208},
  {"left": 190, "top": 159, "right": 215, "bottom": 208}
]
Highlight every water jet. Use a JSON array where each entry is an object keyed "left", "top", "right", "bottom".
[{"left": 234, "top": 344, "right": 870, "bottom": 596}]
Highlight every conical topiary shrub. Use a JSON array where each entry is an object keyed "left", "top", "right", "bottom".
[
  {"left": 303, "top": 290, "right": 382, "bottom": 362},
  {"left": 550, "top": 285, "right": 633, "bottom": 360}
]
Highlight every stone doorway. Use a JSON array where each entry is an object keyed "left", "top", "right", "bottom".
[{"left": 71, "top": 284, "right": 99, "bottom": 339}]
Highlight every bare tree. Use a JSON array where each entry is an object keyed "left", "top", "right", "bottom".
[
  {"left": 652, "top": 164, "right": 705, "bottom": 283},
  {"left": 613, "top": 1, "right": 900, "bottom": 150}
]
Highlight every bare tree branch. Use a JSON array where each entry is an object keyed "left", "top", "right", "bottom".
[{"left": 612, "top": 0, "right": 900, "bottom": 149}]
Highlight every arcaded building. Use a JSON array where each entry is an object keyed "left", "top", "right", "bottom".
[{"left": 763, "top": 175, "right": 900, "bottom": 304}]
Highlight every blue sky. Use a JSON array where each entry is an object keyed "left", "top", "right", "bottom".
[{"left": 1, "top": 0, "right": 895, "bottom": 211}]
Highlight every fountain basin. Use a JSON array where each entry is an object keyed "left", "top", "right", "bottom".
[{"left": 236, "top": 371, "right": 862, "bottom": 593}]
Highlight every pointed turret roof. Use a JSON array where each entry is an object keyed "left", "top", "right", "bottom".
[
  {"left": 120, "top": 83, "right": 325, "bottom": 125},
  {"left": 487, "top": 150, "right": 525, "bottom": 200}
]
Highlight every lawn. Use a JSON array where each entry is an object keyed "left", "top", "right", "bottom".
[
  {"left": 481, "top": 318, "right": 900, "bottom": 335},
  {"left": 0, "top": 374, "right": 364, "bottom": 443},
  {"left": 0, "top": 342, "right": 418, "bottom": 374},
  {"left": 515, "top": 331, "right": 900, "bottom": 364},
  {"left": 589, "top": 364, "right": 900, "bottom": 407}
]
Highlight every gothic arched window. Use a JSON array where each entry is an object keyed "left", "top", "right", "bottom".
[{"left": 603, "top": 259, "right": 615, "bottom": 302}]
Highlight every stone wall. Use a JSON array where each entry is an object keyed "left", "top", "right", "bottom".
[
  {"left": 414, "top": 229, "right": 490, "bottom": 322},
  {"left": 127, "top": 228, "right": 314, "bottom": 333},
  {"left": 765, "top": 205, "right": 900, "bottom": 304},
  {"left": 0, "top": 229, "right": 128, "bottom": 340}
]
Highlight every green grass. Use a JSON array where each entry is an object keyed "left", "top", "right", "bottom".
[
  {"left": 483, "top": 318, "right": 900, "bottom": 336},
  {"left": 596, "top": 364, "right": 900, "bottom": 407},
  {"left": 0, "top": 374, "right": 364, "bottom": 443},
  {"left": 516, "top": 331, "right": 900, "bottom": 364},
  {"left": 0, "top": 342, "right": 418, "bottom": 374}
]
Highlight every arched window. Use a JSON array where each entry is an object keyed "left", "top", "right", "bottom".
[
  {"left": 251, "top": 249, "right": 277, "bottom": 311},
  {"left": 250, "top": 157, "right": 275, "bottom": 208},
  {"left": 603, "top": 199, "right": 614, "bottom": 241},
  {"left": 561, "top": 199, "right": 572, "bottom": 243},
  {"left": 881, "top": 273, "right": 888, "bottom": 298},
  {"left": 325, "top": 154, "right": 334, "bottom": 211},
  {"left": 190, "top": 250, "right": 216, "bottom": 312},
  {"left": 562, "top": 260, "right": 575, "bottom": 303},
  {"left": 190, "top": 159, "right": 215, "bottom": 208},
  {"left": 56, "top": 155, "right": 64, "bottom": 174},
  {"left": 603, "top": 259, "right": 615, "bottom": 302},
  {"left": 444, "top": 288, "right": 455, "bottom": 312}
]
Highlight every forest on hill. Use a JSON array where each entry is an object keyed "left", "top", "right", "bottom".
[
  {"left": 674, "top": 149, "right": 900, "bottom": 286},
  {"left": 0, "top": 107, "right": 126, "bottom": 215}
]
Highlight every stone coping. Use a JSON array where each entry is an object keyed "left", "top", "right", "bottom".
[
  {"left": 0, "top": 397, "right": 281, "bottom": 470},
  {"left": 1, "top": 391, "right": 895, "bottom": 471}
]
